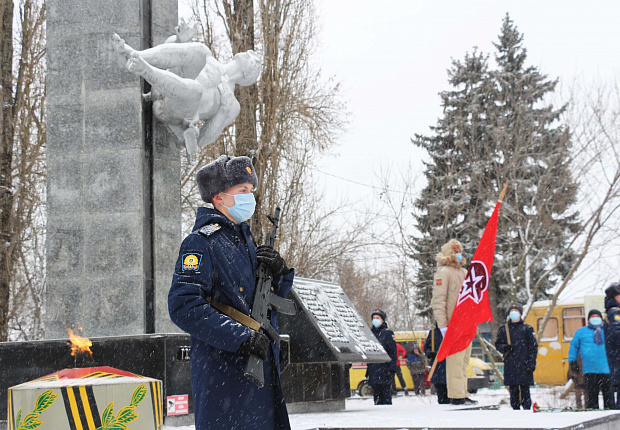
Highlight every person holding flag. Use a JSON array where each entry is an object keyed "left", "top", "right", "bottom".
[
  {"left": 430, "top": 239, "right": 475, "bottom": 405},
  {"left": 428, "top": 183, "right": 507, "bottom": 406}
]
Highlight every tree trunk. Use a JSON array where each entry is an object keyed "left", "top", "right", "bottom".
[
  {"left": 224, "top": 0, "right": 264, "bottom": 239},
  {"left": 230, "top": 0, "right": 257, "bottom": 155},
  {"left": 0, "top": 0, "right": 15, "bottom": 342}
]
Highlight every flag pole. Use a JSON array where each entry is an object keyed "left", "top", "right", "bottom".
[
  {"left": 427, "top": 181, "right": 508, "bottom": 382},
  {"left": 498, "top": 181, "right": 508, "bottom": 202},
  {"left": 427, "top": 341, "right": 443, "bottom": 381}
]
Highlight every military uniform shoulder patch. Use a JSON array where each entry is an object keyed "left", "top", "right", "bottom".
[
  {"left": 197, "top": 223, "right": 222, "bottom": 237},
  {"left": 436, "top": 279, "right": 442, "bottom": 286},
  {"left": 182, "top": 252, "right": 203, "bottom": 271},
  {"left": 614, "top": 314, "right": 620, "bottom": 321}
]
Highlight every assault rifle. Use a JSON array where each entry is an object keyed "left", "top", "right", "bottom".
[{"left": 244, "top": 207, "right": 297, "bottom": 388}]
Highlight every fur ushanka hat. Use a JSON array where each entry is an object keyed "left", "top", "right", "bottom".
[
  {"left": 507, "top": 302, "right": 524, "bottom": 314},
  {"left": 605, "top": 282, "right": 620, "bottom": 299},
  {"left": 371, "top": 309, "right": 387, "bottom": 322},
  {"left": 436, "top": 239, "right": 466, "bottom": 267},
  {"left": 196, "top": 155, "right": 258, "bottom": 202}
]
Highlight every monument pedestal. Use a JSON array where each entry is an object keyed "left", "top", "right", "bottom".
[{"left": 46, "top": 0, "right": 180, "bottom": 338}]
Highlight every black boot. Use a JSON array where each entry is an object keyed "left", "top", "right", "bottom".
[{"left": 451, "top": 397, "right": 478, "bottom": 405}]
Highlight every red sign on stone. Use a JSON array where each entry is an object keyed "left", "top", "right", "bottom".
[{"left": 167, "top": 394, "right": 189, "bottom": 416}]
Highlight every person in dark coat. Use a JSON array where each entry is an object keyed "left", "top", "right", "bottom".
[
  {"left": 604, "top": 282, "right": 620, "bottom": 409},
  {"left": 569, "top": 308, "right": 613, "bottom": 409},
  {"left": 168, "top": 155, "right": 295, "bottom": 430},
  {"left": 367, "top": 309, "right": 398, "bottom": 405},
  {"left": 495, "top": 302, "right": 538, "bottom": 410},
  {"left": 424, "top": 324, "right": 449, "bottom": 404},
  {"left": 406, "top": 343, "right": 427, "bottom": 395}
]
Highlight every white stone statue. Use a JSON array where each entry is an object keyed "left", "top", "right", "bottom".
[{"left": 112, "top": 19, "right": 261, "bottom": 159}]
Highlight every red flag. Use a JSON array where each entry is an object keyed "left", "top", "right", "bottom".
[{"left": 435, "top": 188, "right": 505, "bottom": 363}]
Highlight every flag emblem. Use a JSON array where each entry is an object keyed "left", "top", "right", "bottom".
[{"left": 456, "top": 261, "right": 489, "bottom": 306}]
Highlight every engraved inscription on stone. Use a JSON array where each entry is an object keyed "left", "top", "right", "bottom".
[{"left": 293, "top": 278, "right": 384, "bottom": 358}]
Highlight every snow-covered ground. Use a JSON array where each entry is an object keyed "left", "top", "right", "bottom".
[{"left": 164, "top": 387, "right": 620, "bottom": 429}]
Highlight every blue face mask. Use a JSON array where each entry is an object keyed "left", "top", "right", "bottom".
[
  {"left": 590, "top": 317, "right": 602, "bottom": 326},
  {"left": 222, "top": 192, "right": 256, "bottom": 223},
  {"left": 509, "top": 311, "right": 521, "bottom": 321},
  {"left": 372, "top": 319, "right": 382, "bottom": 328},
  {"left": 456, "top": 253, "right": 463, "bottom": 263}
]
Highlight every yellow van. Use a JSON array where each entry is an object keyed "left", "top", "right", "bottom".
[
  {"left": 523, "top": 295, "right": 604, "bottom": 385},
  {"left": 349, "top": 330, "right": 494, "bottom": 396}
]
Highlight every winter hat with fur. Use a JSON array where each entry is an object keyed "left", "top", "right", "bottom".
[
  {"left": 605, "top": 282, "right": 620, "bottom": 299},
  {"left": 371, "top": 309, "right": 387, "bottom": 322},
  {"left": 507, "top": 302, "right": 524, "bottom": 314},
  {"left": 436, "top": 239, "right": 465, "bottom": 267},
  {"left": 196, "top": 155, "right": 258, "bottom": 202}
]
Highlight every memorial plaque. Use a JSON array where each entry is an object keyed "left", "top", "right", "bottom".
[{"left": 280, "top": 277, "right": 390, "bottom": 364}]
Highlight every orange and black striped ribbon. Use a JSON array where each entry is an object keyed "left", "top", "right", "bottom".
[
  {"left": 149, "top": 381, "right": 163, "bottom": 429},
  {"left": 61, "top": 386, "right": 102, "bottom": 430},
  {"left": 80, "top": 372, "right": 123, "bottom": 380},
  {"left": 7, "top": 388, "right": 14, "bottom": 430}
]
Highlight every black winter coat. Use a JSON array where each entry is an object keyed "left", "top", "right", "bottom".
[
  {"left": 424, "top": 326, "right": 446, "bottom": 385},
  {"left": 495, "top": 320, "right": 538, "bottom": 386},
  {"left": 367, "top": 325, "right": 398, "bottom": 385},
  {"left": 604, "top": 296, "right": 620, "bottom": 386}
]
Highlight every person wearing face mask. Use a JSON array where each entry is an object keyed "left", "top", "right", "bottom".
[
  {"left": 430, "top": 239, "right": 477, "bottom": 405},
  {"left": 367, "top": 309, "right": 398, "bottom": 405},
  {"left": 568, "top": 309, "right": 613, "bottom": 409},
  {"left": 495, "top": 303, "right": 538, "bottom": 410},
  {"left": 603, "top": 282, "right": 620, "bottom": 408},
  {"left": 168, "top": 155, "right": 295, "bottom": 430}
]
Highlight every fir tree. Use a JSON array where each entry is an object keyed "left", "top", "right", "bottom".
[
  {"left": 412, "top": 15, "right": 579, "bottom": 337},
  {"left": 411, "top": 48, "right": 494, "bottom": 316}
]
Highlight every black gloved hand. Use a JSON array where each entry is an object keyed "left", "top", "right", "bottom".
[
  {"left": 503, "top": 345, "right": 513, "bottom": 354},
  {"left": 569, "top": 361, "right": 579, "bottom": 374},
  {"left": 427, "top": 352, "right": 437, "bottom": 362},
  {"left": 238, "top": 330, "right": 269, "bottom": 360},
  {"left": 525, "top": 367, "right": 535, "bottom": 374},
  {"left": 256, "top": 245, "right": 289, "bottom": 276}
]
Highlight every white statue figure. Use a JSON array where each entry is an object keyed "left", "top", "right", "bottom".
[{"left": 112, "top": 19, "right": 262, "bottom": 159}]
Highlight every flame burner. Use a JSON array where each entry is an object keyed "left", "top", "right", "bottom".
[
  {"left": 0, "top": 334, "right": 193, "bottom": 425},
  {"left": 73, "top": 350, "right": 99, "bottom": 368}
]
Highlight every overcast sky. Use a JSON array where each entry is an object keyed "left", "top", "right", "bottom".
[
  {"left": 313, "top": 0, "right": 619, "bottom": 195},
  {"left": 310, "top": 0, "right": 620, "bottom": 296},
  {"left": 179, "top": 1, "right": 620, "bottom": 295}
]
